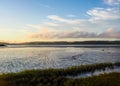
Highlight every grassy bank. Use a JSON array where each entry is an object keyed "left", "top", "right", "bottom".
[{"left": 0, "top": 62, "right": 120, "bottom": 86}]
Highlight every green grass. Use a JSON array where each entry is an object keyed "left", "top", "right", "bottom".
[
  {"left": 0, "top": 62, "right": 120, "bottom": 86},
  {"left": 64, "top": 72, "right": 120, "bottom": 86}
]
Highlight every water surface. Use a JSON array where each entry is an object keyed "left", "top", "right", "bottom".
[{"left": 0, "top": 45, "right": 120, "bottom": 73}]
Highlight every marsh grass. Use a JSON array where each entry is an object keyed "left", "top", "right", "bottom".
[{"left": 0, "top": 62, "right": 120, "bottom": 86}]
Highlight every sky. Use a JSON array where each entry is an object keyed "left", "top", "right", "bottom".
[{"left": 0, "top": 0, "right": 120, "bottom": 42}]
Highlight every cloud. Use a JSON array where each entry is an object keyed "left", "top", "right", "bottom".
[
  {"left": 27, "top": 0, "right": 120, "bottom": 40},
  {"left": 58, "top": 30, "right": 97, "bottom": 38},
  {"left": 46, "top": 9, "right": 120, "bottom": 31},
  {"left": 28, "top": 27, "right": 58, "bottom": 39},
  {"left": 104, "top": 0, "right": 120, "bottom": 5},
  {"left": 47, "top": 15, "right": 70, "bottom": 23},
  {"left": 47, "top": 6, "right": 120, "bottom": 26},
  {"left": 27, "top": 10, "right": 120, "bottom": 39},
  {"left": 87, "top": 7, "right": 120, "bottom": 21},
  {"left": 28, "top": 30, "right": 96, "bottom": 39},
  {"left": 47, "top": 15, "right": 86, "bottom": 24},
  {"left": 99, "top": 28, "right": 120, "bottom": 38},
  {"left": 28, "top": 27, "right": 120, "bottom": 39}
]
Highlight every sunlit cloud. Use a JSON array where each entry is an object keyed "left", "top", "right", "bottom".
[
  {"left": 28, "top": 27, "right": 58, "bottom": 39},
  {"left": 28, "top": 27, "right": 120, "bottom": 39},
  {"left": 0, "top": 0, "right": 120, "bottom": 42},
  {"left": 27, "top": 4, "right": 120, "bottom": 40}
]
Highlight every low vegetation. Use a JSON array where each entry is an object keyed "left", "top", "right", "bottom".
[{"left": 0, "top": 62, "right": 120, "bottom": 86}]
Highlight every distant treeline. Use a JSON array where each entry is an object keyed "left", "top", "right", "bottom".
[
  {"left": 19, "top": 41, "right": 120, "bottom": 45},
  {"left": 0, "top": 41, "right": 120, "bottom": 45}
]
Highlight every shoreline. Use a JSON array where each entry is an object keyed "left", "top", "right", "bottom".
[{"left": 3, "top": 44, "right": 120, "bottom": 48}]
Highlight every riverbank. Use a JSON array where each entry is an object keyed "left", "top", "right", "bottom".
[{"left": 0, "top": 62, "right": 120, "bottom": 86}]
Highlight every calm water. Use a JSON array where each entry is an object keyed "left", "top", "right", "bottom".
[{"left": 0, "top": 45, "right": 120, "bottom": 73}]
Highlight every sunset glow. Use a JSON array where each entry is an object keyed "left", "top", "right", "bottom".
[{"left": 0, "top": 0, "right": 120, "bottom": 42}]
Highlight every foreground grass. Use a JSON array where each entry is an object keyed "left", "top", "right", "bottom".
[{"left": 0, "top": 62, "right": 120, "bottom": 86}]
